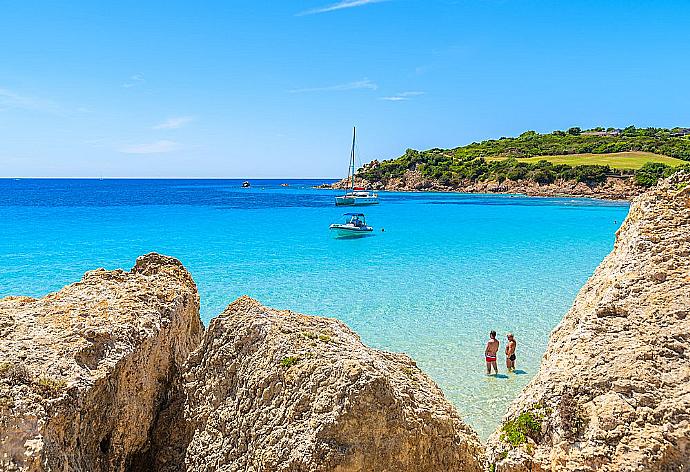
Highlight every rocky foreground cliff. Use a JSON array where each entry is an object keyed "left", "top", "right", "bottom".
[
  {"left": 151, "top": 296, "right": 484, "bottom": 472},
  {"left": 0, "top": 254, "right": 204, "bottom": 471},
  {"left": 487, "top": 172, "right": 690, "bottom": 471}
]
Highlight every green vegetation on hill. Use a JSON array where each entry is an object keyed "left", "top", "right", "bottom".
[{"left": 359, "top": 126, "right": 690, "bottom": 188}]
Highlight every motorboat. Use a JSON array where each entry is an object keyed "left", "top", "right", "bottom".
[
  {"left": 242, "top": 181, "right": 250, "bottom": 188},
  {"left": 329, "top": 213, "right": 373, "bottom": 237},
  {"left": 335, "top": 127, "right": 379, "bottom": 206}
]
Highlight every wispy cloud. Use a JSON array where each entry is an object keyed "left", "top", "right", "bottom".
[
  {"left": 290, "top": 78, "right": 378, "bottom": 93},
  {"left": 0, "top": 88, "right": 60, "bottom": 112},
  {"left": 297, "top": 0, "right": 388, "bottom": 16},
  {"left": 120, "top": 140, "right": 180, "bottom": 154},
  {"left": 380, "top": 91, "right": 425, "bottom": 101},
  {"left": 122, "top": 73, "right": 145, "bottom": 88},
  {"left": 153, "top": 116, "right": 195, "bottom": 130}
]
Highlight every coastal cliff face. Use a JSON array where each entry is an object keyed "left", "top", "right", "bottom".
[
  {"left": 152, "top": 296, "right": 485, "bottom": 472},
  {"left": 326, "top": 170, "right": 642, "bottom": 199},
  {"left": 0, "top": 254, "right": 203, "bottom": 472},
  {"left": 487, "top": 172, "right": 690, "bottom": 471}
]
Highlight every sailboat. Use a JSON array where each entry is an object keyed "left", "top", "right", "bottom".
[{"left": 335, "top": 127, "right": 379, "bottom": 206}]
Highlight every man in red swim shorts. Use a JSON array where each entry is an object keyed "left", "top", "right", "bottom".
[{"left": 485, "top": 330, "right": 499, "bottom": 375}]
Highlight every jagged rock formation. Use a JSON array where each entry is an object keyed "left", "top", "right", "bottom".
[
  {"left": 324, "top": 170, "right": 641, "bottom": 200},
  {"left": 0, "top": 254, "right": 203, "bottom": 472},
  {"left": 487, "top": 172, "right": 690, "bottom": 471},
  {"left": 152, "top": 296, "right": 484, "bottom": 472}
]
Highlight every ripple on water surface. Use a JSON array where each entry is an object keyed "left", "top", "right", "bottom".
[{"left": 0, "top": 179, "right": 629, "bottom": 439}]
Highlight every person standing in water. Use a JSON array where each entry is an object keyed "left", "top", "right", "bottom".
[
  {"left": 485, "top": 330, "right": 499, "bottom": 375},
  {"left": 506, "top": 333, "right": 517, "bottom": 372}
]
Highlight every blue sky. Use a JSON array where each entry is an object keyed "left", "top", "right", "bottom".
[{"left": 1, "top": 0, "right": 689, "bottom": 178}]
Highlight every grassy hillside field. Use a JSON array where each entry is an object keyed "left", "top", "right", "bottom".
[{"left": 484, "top": 152, "right": 686, "bottom": 170}]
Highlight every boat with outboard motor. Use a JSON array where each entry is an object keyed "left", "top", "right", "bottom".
[
  {"left": 329, "top": 213, "right": 373, "bottom": 237},
  {"left": 335, "top": 127, "right": 379, "bottom": 206}
]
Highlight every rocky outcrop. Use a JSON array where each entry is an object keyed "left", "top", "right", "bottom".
[
  {"left": 323, "top": 170, "right": 642, "bottom": 200},
  {"left": 0, "top": 254, "right": 203, "bottom": 472},
  {"left": 152, "top": 296, "right": 484, "bottom": 472},
  {"left": 487, "top": 172, "right": 690, "bottom": 471}
]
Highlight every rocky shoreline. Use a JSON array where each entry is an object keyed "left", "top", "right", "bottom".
[
  {"left": 320, "top": 170, "right": 644, "bottom": 200},
  {"left": 1, "top": 173, "right": 688, "bottom": 471}
]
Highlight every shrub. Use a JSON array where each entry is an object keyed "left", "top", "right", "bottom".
[
  {"left": 35, "top": 377, "right": 67, "bottom": 397},
  {"left": 571, "top": 165, "right": 610, "bottom": 183},
  {"left": 528, "top": 169, "right": 556, "bottom": 184},
  {"left": 500, "top": 411, "right": 542, "bottom": 447},
  {"left": 635, "top": 162, "right": 674, "bottom": 187},
  {"left": 280, "top": 356, "right": 301, "bottom": 368},
  {"left": 506, "top": 167, "right": 528, "bottom": 181}
]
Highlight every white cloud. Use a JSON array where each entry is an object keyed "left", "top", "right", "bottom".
[
  {"left": 120, "top": 140, "right": 180, "bottom": 154},
  {"left": 290, "top": 78, "right": 378, "bottom": 93},
  {"left": 122, "top": 73, "right": 145, "bottom": 88},
  {"left": 297, "top": 0, "right": 388, "bottom": 16},
  {"left": 380, "top": 91, "right": 425, "bottom": 101},
  {"left": 153, "top": 116, "right": 195, "bottom": 130},
  {"left": 0, "top": 88, "right": 59, "bottom": 112}
]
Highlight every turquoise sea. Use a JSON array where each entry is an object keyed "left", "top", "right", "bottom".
[{"left": 0, "top": 179, "right": 629, "bottom": 438}]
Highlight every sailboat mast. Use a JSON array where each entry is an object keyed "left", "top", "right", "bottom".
[{"left": 350, "top": 126, "right": 356, "bottom": 191}]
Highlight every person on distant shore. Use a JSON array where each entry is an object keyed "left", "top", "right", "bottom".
[
  {"left": 485, "top": 330, "right": 499, "bottom": 375},
  {"left": 506, "top": 333, "right": 517, "bottom": 372}
]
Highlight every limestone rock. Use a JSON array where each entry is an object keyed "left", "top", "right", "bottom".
[
  {"left": 153, "top": 296, "right": 484, "bottom": 472},
  {"left": 487, "top": 172, "right": 690, "bottom": 471},
  {"left": 0, "top": 253, "right": 203, "bottom": 472}
]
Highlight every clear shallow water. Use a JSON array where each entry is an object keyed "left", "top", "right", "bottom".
[{"left": 0, "top": 179, "right": 629, "bottom": 439}]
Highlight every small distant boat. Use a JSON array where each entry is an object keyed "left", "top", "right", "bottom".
[
  {"left": 335, "top": 127, "right": 379, "bottom": 206},
  {"left": 242, "top": 181, "right": 251, "bottom": 188},
  {"left": 329, "top": 213, "right": 374, "bottom": 237},
  {"left": 280, "top": 183, "right": 289, "bottom": 187}
]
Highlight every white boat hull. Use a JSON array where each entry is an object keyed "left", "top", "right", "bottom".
[
  {"left": 335, "top": 195, "right": 379, "bottom": 206},
  {"left": 329, "top": 224, "right": 374, "bottom": 237}
]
